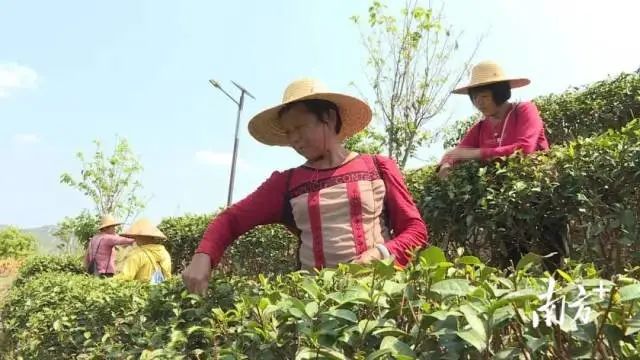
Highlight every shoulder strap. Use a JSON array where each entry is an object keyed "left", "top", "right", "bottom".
[
  {"left": 140, "top": 248, "right": 162, "bottom": 272},
  {"left": 281, "top": 168, "right": 296, "bottom": 229},
  {"left": 281, "top": 168, "right": 303, "bottom": 270},
  {"left": 369, "top": 155, "right": 391, "bottom": 232},
  {"left": 91, "top": 237, "right": 103, "bottom": 259}
]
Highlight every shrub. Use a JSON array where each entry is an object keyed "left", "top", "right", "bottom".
[
  {"left": 14, "top": 254, "right": 84, "bottom": 286},
  {"left": 3, "top": 249, "right": 640, "bottom": 359},
  {"left": 159, "top": 214, "right": 298, "bottom": 276},
  {"left": 443, "top": 72, "right": 640, "bottom": 148},
  {"left": 158, "top": 213, "right": 212, "bottom": 273},
  {"left": 2, "top": 273, "right": 149, "bottom": 359},
  {"left": 418, "top": 119, "right": 640, "bottom": 274},
  {"left": 0, "top": 227, "right": 37, "bottom": 259}
]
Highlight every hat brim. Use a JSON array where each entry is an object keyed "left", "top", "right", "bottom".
[
  {"left": 248, "top": 93, "right": 372, "bottom": 146},
  {"left": 122, "top": 228, "right": 167, "bottom": 240},
  {"left": 452, "top": 78, "right": 531, "bottom": 95},
  {"left": 99, "top": 222, "right": 122, "bottom": 230}
]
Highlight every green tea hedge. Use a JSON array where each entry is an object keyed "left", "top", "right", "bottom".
[
  {"left": 412, "top": 119, "right": 640, "bottom": 274},
  {"left": 3, "top": 249, "right": 640, "bottom": 359}
]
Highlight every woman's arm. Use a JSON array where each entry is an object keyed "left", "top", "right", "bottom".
[
  {"left": 195, "top": 170, "right": 289, "bottom": 267},
  {"left": 105, "top": 234, "right": 135, "bottom": 247},
  {"left": 376, "top": 156, "right": 429, "bottom": 266},
  {"left": 440, "top": 122, "right": 482, "bottom": 166}
]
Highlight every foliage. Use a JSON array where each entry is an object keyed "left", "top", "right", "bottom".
[
  {"left": 52, "top": 209, "right": 100, "bottom": 251},
  {"left": 2, "top": 273, "right": 150, "bottom": 359},
  {"left": 13, "top": 254, "right": 84, "bottom": 286},
  {"left": 4, "top": 249, "right": 640, "bottom": 358},
  {"left": 443, "top": 72, "right": 640, "bottom": 148},
  {"left": 158, "top": 213, "right": 212, "bottom": 273},
  {"left": 537, "top": 72, "right": 640, "bottom": 145},
  {"left": 344, "top": 127, "right": 386, "bottom": 154},
  {"left": 351, "top": 0, "right": 481, "bottom": 168},
  {"left": 60, "top": 137, "right": 146, "bottom": 223},
  {"left": 0, "top": 227, "right": 37, "bottom": 259},
  {"left": 158, "top": 214, "right": 299, "bottom": 275},
  {"left": 415, "top": 119, "right": 640, "bottom": 274}
]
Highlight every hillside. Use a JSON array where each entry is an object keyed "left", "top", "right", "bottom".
[{"left": 0, "top": 225, "right": 60, "bottom": 254}]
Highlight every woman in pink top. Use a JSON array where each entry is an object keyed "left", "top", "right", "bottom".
[
  {"left": 437, "top": 61, "right": 563, "bottom": 269},
  {"left": 182, "top": 78, "right": 428, "bottom": 294},
  {"left": 84, "top": 215, "right": 135, "bottom": 277},
  {"left": 438, "top": 61, "right": 549, "bottom": 178}
]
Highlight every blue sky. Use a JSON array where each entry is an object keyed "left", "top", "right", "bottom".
[{"left": 2, "top": 0, "right": 639, "bottom": 228}]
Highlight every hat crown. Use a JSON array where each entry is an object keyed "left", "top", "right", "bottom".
[
  {"left": 282, "top": 78, "right": 328, "bottom": 103},
  {"left": 469, "top": 61, "right": 507, "bottom": 84},
  {"left": 99, "top": 214, "right": 121, "bottom": 229},
  {"left": 123, "top": 218, "right": 167, "bottom": 240}
]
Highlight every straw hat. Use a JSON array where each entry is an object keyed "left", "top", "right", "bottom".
[
  {"left": 452, "top": 61, "right": 530, "bottom": 95},
  {"left": 248, "top": 78, "right": 372, "bottom": 146},
  {"left": 122, "top": 218, "right": 167, "bottom": 240},
  {"left": 98, "top": 214, "right": 122, "bottom": 230}
]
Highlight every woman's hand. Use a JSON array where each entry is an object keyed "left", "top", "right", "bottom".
[
  {"left": 438, "top": 163, "right": 452, "bottom": 178},
  {"left": 352, "top": 247, "right": 384, "bottom": 264},
  {"left": 182, "top": 253, "right": 212, "bottom": 296},
  {"left": 443, "top": 148, "right": 482, "bottom": 162}
]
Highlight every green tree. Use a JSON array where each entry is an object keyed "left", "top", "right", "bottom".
[
  {"left": 0, "top": 226, "right": 37, "bottom": 258},
  {"left": 344, "top": 127, "right": 386, "bottom": 154},
  {"left": 60, "top": 137, "right": 146, "bottom": 222},
  {"left": 351, "top": 0, "right": 482, "bottom": 168},
  {"left": 52, "top": 210, "right": 100, "bottom": 252}
]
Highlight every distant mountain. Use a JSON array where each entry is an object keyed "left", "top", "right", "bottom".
[{"left": 0, "top": 224, "right": 61, "bottom": 254}]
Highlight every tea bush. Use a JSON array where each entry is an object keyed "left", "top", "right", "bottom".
[
  {"left": 2, "top": 273, "right": 149, "bottom": 358},
  {"left": 159, "top": 214, "right": 298, "bottom": 276},
  {"left": 3, "top": 248, "right": 640, "bottom": 359},
  {"left": 13, "top": 254, "right": 84, "bottom": 286},
  {"left": 416, "top": 119, "right": 640, "bottom": 274},
  {"left": 443, "top": 72, "right": 640, "bottom": 148}
]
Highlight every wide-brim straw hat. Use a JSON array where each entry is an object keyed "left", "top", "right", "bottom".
[
  {"left": 98, "top": 214, "right": 122, "bottom": 230},
  {"left": 452, "top": 61, "right": 530, "bottom": 95},
  {"left": 122, "top": 218, "right": 167, "bottom": 241},
  {"left": 248, "top": 78, "right": 372, "bottom": 146}
]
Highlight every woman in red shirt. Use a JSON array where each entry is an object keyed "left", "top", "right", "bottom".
[
  {"left": 183, "top": 78, "right": 428, "bottom": 294},
  {"left": 437, "top": 61, "right": 563, "bottom": 269},
  {"left": 438, "top": 61, "right": 549, "bottom": 177}
]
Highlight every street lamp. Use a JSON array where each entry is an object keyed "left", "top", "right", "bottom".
[{"left": 208, "top": 79, "right": 255, "bottom": 207}]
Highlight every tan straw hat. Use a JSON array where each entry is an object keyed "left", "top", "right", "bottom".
[
  {"left": 248, "top": 78, "right": 372, "bottom": 146},
  {"left": 122, "top": 218, "right": 167, "bottom": 240},
  {"left": 452, "top": 61, "right": 530, "bottom": 95},
  {"left": 98, "top": 214, "right": 122, "bottom": 230}
]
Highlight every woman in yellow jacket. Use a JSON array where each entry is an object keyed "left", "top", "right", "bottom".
[{"left": 115, "top": 218, "right": 172, "bottom": 284}]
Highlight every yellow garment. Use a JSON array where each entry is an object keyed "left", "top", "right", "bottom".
[{"left": 115, "top": 243, "right": 172, "bottom": 282}]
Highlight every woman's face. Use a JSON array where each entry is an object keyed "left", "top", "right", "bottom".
[
  {"left": 279, "top": 104, "right": 333, "bottom": 160},
  {"left": 471, "top": 89, "right": 499, "bottom": 117}
]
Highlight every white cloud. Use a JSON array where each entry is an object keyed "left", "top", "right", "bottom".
[
  {"left": 0, "top": 63, "right": 39, "bottom": 98},
  {"left": 194, "top": 150, "right": 249, "bottom": 170},
  {"left": 12, "top": 133, "right": 41, "bottom": 144}
]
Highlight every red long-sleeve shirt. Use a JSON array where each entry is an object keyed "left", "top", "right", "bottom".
[
  {"left": 196, "top": 154, "right": 428, "bottom": 268},
  {"left": 443, "top": 101, "right": 549, "bottom": 165}
]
